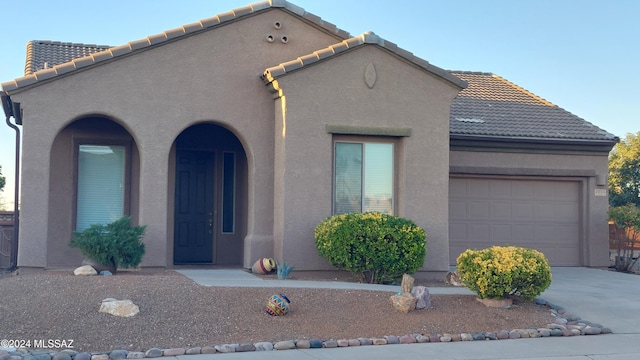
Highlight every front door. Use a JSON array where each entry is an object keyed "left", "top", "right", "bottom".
[{"left": 174, "top": 150, "right": 215, "bottom": 263}]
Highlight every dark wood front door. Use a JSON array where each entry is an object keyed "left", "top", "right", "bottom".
[{"left": 174, "top": 150, "right": 215, "bottom": 263}]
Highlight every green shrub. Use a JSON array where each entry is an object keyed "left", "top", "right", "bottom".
[
  {"left": 70, "top": 216, "right": 146, "bottom": 272},
  {"left": 456, "top": 245, "right": 551, "bottom": 300},
  {"left": 314, "top": 212, "right": 426, "bottom": 284}
]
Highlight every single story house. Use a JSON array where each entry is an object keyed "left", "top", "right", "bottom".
[{"left": 1, "top": 0, "right": 618, "bottom": 274}]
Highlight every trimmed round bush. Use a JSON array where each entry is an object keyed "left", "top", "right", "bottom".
[
  {"left": 456, "top": 245, "right": 552, "bottom": 300},
  {"left": 314, "top": 212, "right": 426, "bottom": 284},
  {"left": 70, "top": 216, "right": 146, "bottom": 272}
]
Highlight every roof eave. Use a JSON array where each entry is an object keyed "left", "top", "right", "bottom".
[{"left": 450, "top": 133, "right": 619, "bottom": 154}]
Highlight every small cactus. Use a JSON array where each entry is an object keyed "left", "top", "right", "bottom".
[{"left": 277, "top": 260, "right": 294, "bottom": 279}]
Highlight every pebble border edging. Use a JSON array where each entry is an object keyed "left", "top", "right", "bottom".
[{"left": 0, "top": 298, "right": 612, "bottom": 359}]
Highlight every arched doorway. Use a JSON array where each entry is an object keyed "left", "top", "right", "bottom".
[{"left": 173, "top": 123, "right": 247, "bottom": 265}]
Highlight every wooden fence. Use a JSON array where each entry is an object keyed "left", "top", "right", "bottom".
[{"left": 0, "top": 211, "right": 14, "bottom": 269}]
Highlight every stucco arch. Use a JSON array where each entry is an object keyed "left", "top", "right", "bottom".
[
  {"left": 167, "top": 122, "right": 249, "bottom": 266},
  {"left": 47, "top": 115, "right": 141, "bottom": 268}
]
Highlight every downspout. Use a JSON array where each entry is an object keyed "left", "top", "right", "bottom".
[{"left": 1, "top": 91, "right": 21, "bottom": 272}]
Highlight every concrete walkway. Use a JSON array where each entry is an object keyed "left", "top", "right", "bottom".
[{"left": 176, "top": 267, "right": 640, "bottom": 359}]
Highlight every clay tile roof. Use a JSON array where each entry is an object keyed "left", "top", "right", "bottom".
[
  {"left": 1, "top": 0, "right": 351, "bottom": 93},
  {"left": 263, "top": 31, "right": 467, "bottom": 89},
  {"left": 449, "top": 71, "right": 618, "bottom": 143},
  {"left": 24, "top": 41, "right": 111, "bottom": 76}
]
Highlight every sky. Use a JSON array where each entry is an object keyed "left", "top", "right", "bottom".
[{"left": 0, "top": 0, "right": 638, "bottom": 209}]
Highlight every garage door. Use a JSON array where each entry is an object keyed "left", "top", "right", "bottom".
[{"left": 449, "top": 177, "right": 581, "bottom": 266}]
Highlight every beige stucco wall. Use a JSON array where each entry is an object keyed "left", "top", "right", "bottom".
[
  {"left": 450, "top": 149, "right": 611, "bottom": 267},
  {"left": 271, "top": 45, "right": 462, "bottom": 272},
  {"left": 9, "top": 8, "right": 348, "bottom": 269}
]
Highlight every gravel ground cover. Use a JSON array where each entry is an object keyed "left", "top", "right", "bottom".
[{"left": 0, "top": 270, "right": 556, "bottom": 353}]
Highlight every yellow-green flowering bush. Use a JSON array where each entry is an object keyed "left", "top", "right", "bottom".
[
  {"left": 314, "top": 212, "right": 426, "bottom": 284},
  {"left": 456, "top": 246, "right": 551, "bottom": 300}
]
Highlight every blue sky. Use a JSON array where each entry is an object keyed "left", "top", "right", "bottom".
[{"left": 0, "top": 0, "right": 638, "bottom": 209}]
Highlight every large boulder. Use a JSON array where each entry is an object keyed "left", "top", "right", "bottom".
[
  {"left": 412, "top": 286, "right": 431, "bottom": 309},
  {"left": 73, "top": 265, "right": 97, "bottom": 276},
  {"left": 389, "top": 294, "right": 417, "bottom": 313},
  {"left": 99, "top": 299, "right": 139, "bottom": 317}
]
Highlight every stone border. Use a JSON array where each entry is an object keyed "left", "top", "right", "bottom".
[{"left": 0, "top": 298, "right": 612, "bottom": 359}]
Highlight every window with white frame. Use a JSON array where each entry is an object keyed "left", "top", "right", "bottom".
[
  {"left": 76, "top": 144, "right": 126, "bottom": 231},
  {"left": 334, "top": 141, "right": 394, "bottom": 215}
]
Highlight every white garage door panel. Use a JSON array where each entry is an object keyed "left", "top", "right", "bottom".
[{"left": 449, "top": 178, "right": 581, "bottom": 266}]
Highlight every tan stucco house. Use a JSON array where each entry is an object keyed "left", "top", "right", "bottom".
[{"left": 1, "top": 0, "right": 618, "bottom": 274}]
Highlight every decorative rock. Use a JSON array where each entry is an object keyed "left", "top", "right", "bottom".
[
  {"left": 472, "top": 332, "right": 486, "bottom": 340},
  {"left": 445, "top": 271, "right": 463, "bottom": 286},
  {"left": 91, "top": 355, "right": 108, "bottom": 360},
  {"left": 549, "top": 329, "right": 564, "bottom": 336},
  {"left": 460, "top": 333, "right": 473, "bottom": 341},
  {"left": 253, "top": 343, "right": 273, "bottom": 351},
  {"left": 601, "top": 327, "right": 613, "bottom": 334},
  {"left": 51, "top": 353, "right": 71, "bottom": 360},
  {"left": 99, "top": 271, "right": 113, "bottom": 276},
  {"left": 584, "top": 326, "right": 602, "bottom": 335},
  {"left": 450, "top": 334, "right": 462, "bottom": 342},
  {"left": 485, "top": 332, "right": 497, "bottom": 340},
  {"left": 336, "top": 339, "right": 349, "bottom": 347},
  {"left": 571, "top": 329, "right": 582, "bottom": 336},
  {"left": 548, "top": 303, "right": 562, "bottom": 310},
  {"left": 323, "top": 340, "right": 338, "bottom": 348},
  {"left": 295, "top": 340, "right": 310, "bottom": 349},
  {"left": 348, "top": 339, "right": 360, "bottom": 346},
  {"left": 200, "top": 347, "right": 217, "bottom": 354},
  {"left": 399, "top": 335, "right": 416, "bottom": 344},
  {"left": 428, "top": 335, "right": 441, "bottom": 343},
  {"left": 108, "top": 350, "right": 127, "bottom": 360},
  {"left": 412, "top": 286, "right": 431, "bottom": 309},
  {"left": 372, "top": 338, "right": 387, "bottom": 345},
  {"left": 214, "top": 345, "right": 235, "bottom": 353},
  {"left": 534, "top": 298, "right": 547, "bottom": 306},
  {"left": 273, "top": 341, "right": 295, "bottom": 350},
  {"left": 143, "top": 349, "right": 162, "bottom": 358},
  {"left": 309, "top": 339, "right": 323, "bottom": 348},
  {"left": 439, "top": 336, "right": 452, "bottom": 342},
  {"left": 528, "top": 329, "right": 541, "bottom": 338},
  {"left": 185, "top": 348, "right": 201, "bottom": 355},
  {"left": 74, "top": 265, "right": 97, "bottom": 276},
  {"left": 497, "top": 330, "right": 510, "bottom": 339},
  {"left": 389, "top": 294, "right": 417, "bottom": 313},
  {"left": 74, "top": 353, "right": 91, "bottom": 360},
  {"left": 235, "top": 344, "right": 255, "bottom": 352},
  {"left": 508, "top": 330, "right": 521, "bottom": 339},
  {"left": 538, "top": 329, "right": 551, "bottom": 337},
  {"left": 60, "top": 351, "right": 77, "bottom": 357},
  {"left": 161, "top": 349, "right": 184, "bottom": 356},
  {"left": 400, "top": 274, "right": 415, "bottom": 295},
  {"left": 99, "top": 299, "right": 139, "bottom": 317},
  {"left": 358, "top": 338, "right": 373, "bottom": 346},
  {"left": 125, "top": 352, "right": 144, "bottom": 359},
  {"left": 416, "top": 335, "right": 430, "bottom": 343}
]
